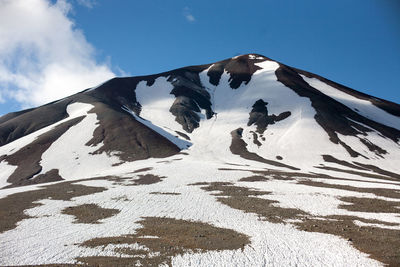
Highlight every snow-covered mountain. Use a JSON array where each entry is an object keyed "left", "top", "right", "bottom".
[{"left": 1, "top": 54, "right": 399, "bottom": 266}]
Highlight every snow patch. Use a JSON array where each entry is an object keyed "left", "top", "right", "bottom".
[
  {"left": 35, "top": 103, "right": 121, "bottom": 180},
  {"left": 301, "top": 75, "right": 400, "bottom": 131}
]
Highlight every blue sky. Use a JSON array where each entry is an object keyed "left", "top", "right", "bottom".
[{"left": 0, "top": 0, "right": 399, "bottom": 115}]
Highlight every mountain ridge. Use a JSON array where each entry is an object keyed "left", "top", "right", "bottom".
[{"left": 1, "top": 54, "right": 399, "bottom": 188}]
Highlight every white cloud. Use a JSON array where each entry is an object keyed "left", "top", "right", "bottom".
[
  {"left": 183, "top": 7, "right": 195, "bottom": 22},
  {"left": 0, "top": 0, "right": 116, "bottom": 108}
]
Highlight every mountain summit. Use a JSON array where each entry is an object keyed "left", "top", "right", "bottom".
[{"left": 1, "top": 54, "right": 400, "bottom": 266}]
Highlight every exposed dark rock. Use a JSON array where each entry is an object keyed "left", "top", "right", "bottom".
[
  {"left": 359, "top": 138, "right": 387, "bottom": 157},
  {"left": 250, "top": 131, "right": 262, "bottom": 146},
  {"left": 230, "top": 128, "right": 299, "bottom": 170},
  {"left": 0, "top": 100, "right": 71, "bottom": 146},
  {"left": 2, "top": 116, "right": 84, "bottom": 187},
  {"left": 175, "top": 130, "right": 191, "bottom": 140},
  {"left": 169, "top": 96, "right": 201, "bottom": 133},
  {"left": 322, "top": 155, "right": 368, "bottom": 171},
  {"left": 85, "top": 102, "right": 181, "bottom": 162},
  {"left": 30, "top": 169, "right": 63, "bottom": 185},
  {"left": 275, "top": 64, "right": 400, "bottom": 158},
  {"left": 296, "top": 67, "right": 400, "bottom": 117},
  {"left": 322, "top": 154, "right": 400, "bottom": 180},
  {"left": 247, "top": 99, "right": 291, "bottom": 133},
  {"left": 168, "top": 70, "right": 214, "bottom": 132},
  {"left": 207, "top": 54, "right": 265, "bottom": 88},
  {"left": 83, "top": 64, "right": 213, "bottom": 135}
]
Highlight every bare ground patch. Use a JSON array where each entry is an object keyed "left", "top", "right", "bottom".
[
  {"left": 130, "top": 174, "right": 165, "bottom": 185},
  {"left": 322, "top": 154, "right": 400, "bottom": 180},
  {"left": 106, "top": 174, "right": 164, "bottom": 186},
  {"left": 84, "top": 102, "right": 181, "bottom": 162},
  {"left": 62, "top": 204, "right": 119, "bottom": 224},
  {"left": 239, "top": 175, "right": 269, "bottom": 182},
  {"left": 298, "top": 180, "right": 400, "bottom": 199},
  {"left": 316, "top": 166, "right": 400, "bottom": 182},
  {"left": 193, "top": 181, "right": 400, "bottom": 265},
  {"left": 2, "top": 116, "right": 84, "bottom": 187},
  {"left": 78, "top": 216, "right": 250, "bottom": 266},
  {"left": 198, "top": 182, "right": 305, "bottom": 224},
  {"left": 219, "top": 167, "right": 400, "bottom": 185},
  {"left": 339, "top": 197, "right": 400, "bottom": 213},
  {"left": 0, "top": 179, "right": 108, "bottom": 234},
  {"left": 229, "top": 128, "right": 299, "bottom": 171},
  {"left": 6, "top": 264, "right": 85, "bottom": 267},
  {"left": 149, "top": 192, "right": 181, "bottom": 195},
  {"left": 132, "top": 167, "right": 153, "bottom": 173},
  {"left": 295, "top": 216, "right": 400, "bottom": 266}
]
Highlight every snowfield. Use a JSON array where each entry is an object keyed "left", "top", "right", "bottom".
[{"left": 0, "top": 54, "right": 399, "bottom": 266}]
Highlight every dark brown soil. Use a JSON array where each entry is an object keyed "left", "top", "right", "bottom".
[
  {"left": 230, "top": 128, "right": 299, "bottom": 171},
  {"left": 130, "top": 174, "right": 165, "bottom": 185},
  {"left": 198, "top": 182, "right": 305, "bottom": 223},
  {"left": 132, "top": 167, "right": 153, "bottom": 173},
  {"left": 62, "top": 204, "right": 119, "bottom": 224},
  {"left": 85, "top": 102, "right": 181, "bottom": 162},
  {"left": 149, "top": 192, "right": 181, "bottom": 195},
  {"left": 0, "top": 179, "right": 107, "bottom": 234},
  {"left": 7, "top": 265, "right": 85, "bottom": 267},
  {"left": 352, "top": 162, "right": 400, "bottom": 180},
  {"left": 239, "top": 175, "right": 270, "bottom": 182},
  {"left": 298, "top": 180, "right": 400, "bottom": 199},
  {"left": 195, "top": 180, "right": 400, "bottom": 265},
  {"left": 78, "top": 216, "right": 250, "bottom": 266},
  {"left": 219, "top": 167, "right": 398, "bottom": 184},
  {"left": 187, "top": 182, "right": 209, "bottom": 186},
  {"left": 322, "top": 154, "right": 400, "bottom": 180},
  {"left": 316, "top": 166, "right": 400, "bottom": 182},
  {"left": 295, "top": 216, "right": 400, "bottom": 266},
  {"left": 339, "top": 197, "right": 400, "bottom": 213},
  {"left": 2, "top": 116, "right": 84, "bottom": 187}
]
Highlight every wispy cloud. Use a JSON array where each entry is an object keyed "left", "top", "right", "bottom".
[
  {"left": 183, "top": 7, "right": 196, "bottom": 22},
  {"left": 76, "top": 0, "right": 96, "bottom": 9},
  {"left": 0, "top": 0, "right": 116, "bottom": 109}
]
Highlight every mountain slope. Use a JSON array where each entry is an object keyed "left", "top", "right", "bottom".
[{"left": 0, "top": 54, "right": 400, "bottom": 266}]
